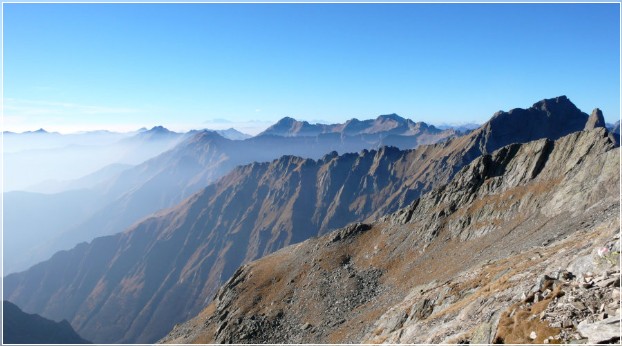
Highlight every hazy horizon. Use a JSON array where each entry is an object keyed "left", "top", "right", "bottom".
[{"left": 2, "top": 115, "right": 486, "bottom": 136}]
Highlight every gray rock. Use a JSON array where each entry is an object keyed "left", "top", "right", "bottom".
[
  {"left": 584, "top": 108, "right": 606, "bottom": 130},
  {"left": 597, "top": 277, "right": 620, "bottom": 288},
  {"left": 470, "top": 322, "right": 494, "bottom": 344},
  {"left": 577, "top": 316, "right": 621, "bottom": 344}
]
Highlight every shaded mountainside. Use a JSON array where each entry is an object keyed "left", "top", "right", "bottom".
[
  {"left": 11, "top": 115, "right": 457, "bottom": 275},
  {"left": 3, "top": 96, "right": 603, "bottom": 343},
  {"left": 3, "top": 301, "right": 91, "bottom": 344},
  {"left": 160, "top": 128, "right": 619, "bottom": 344}
]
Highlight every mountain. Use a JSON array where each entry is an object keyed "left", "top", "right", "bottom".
[
  {"left": 10, "top": 120, "right": 458, "bottom": 274},
  {"left": 3, "top": 128, "right": 128, "bottom": 153},
  {"left": 159, "top": 127, "right": 619, "bottom": 344},
  {"left": 4, "top": 126, "right": 186, "bottom": 192},
  {"left": 258, "top": 116, "right": 337, "bottom": 136},
  {"left": 258, "top": 114, "right": 456, "bottom": 140},
  {"left": 435, "top": 122, "right": 481, "bottom": 132},
  {"left": 214, "top": 128, "right": 251, "bottom": 140},
  {"left": 3, "top": 96, "right": 605, "bottom": 343},
  {"left": 3, "top": 301, "right": 91, "bottom": 344}
]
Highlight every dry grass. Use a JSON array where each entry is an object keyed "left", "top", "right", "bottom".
[{"left": 495, "top": 287, "right": 564, "bottom": 344}]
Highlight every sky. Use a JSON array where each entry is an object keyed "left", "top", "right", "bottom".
[{"left": 3, "top": 3, "right": 620, "bottom": 135}]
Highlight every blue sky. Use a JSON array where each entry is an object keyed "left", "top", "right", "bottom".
[{"left": 3, "top": 3, "right": 620, "bottom": 134}]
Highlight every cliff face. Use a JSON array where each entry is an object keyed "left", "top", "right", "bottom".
[
  {"left": 159, "top": 128, "right": 619, "bottom": 344},
  {"left": 3, "top": 97, "right": 603, "bottom": 343}
]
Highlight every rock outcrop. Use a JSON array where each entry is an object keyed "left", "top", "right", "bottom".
[
  {"left": 159, "top": 128, "right": 619, "bottom": 344},
  {"left": 585, "top": 108, "right": 606, "bottom": 130}
]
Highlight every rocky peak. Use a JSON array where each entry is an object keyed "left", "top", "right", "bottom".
[
  {"left": 147, "top": 125, "right": 172, "bottom": 134},
  {"left": 585, "top": 108, "right": 607, "bottom": 130},
  {"left": 259, "top": 117, "right": 320, "bottom": 137},
  {"left": 376, "top": 113, "right": 405, "bottom": 122},
  {"left": 479, "top": 96, "right": 589, "bottom": 154}
]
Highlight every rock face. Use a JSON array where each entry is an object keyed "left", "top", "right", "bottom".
[
  {"left": 3, "top": 96, "right": 604, "bottom": 343},
  {"left": 159, "top": 128, "right": 619, "bottom": 344},
  {"left": 3, "top": 301, "right": 91, "bottom": 344}
]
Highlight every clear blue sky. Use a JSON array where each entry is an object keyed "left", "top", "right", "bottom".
[{"left": 3, "top": 3, "right": 620, "bottom": 134}]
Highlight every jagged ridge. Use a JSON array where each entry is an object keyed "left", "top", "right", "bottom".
[
  {"left": 159, "top": 128, "right": 619, "bottom": 344},
  {"left": 3, "top": 96, "right": 604, "bottom": 343}
]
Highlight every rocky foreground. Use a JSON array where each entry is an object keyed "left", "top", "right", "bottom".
[{"left": 160, "top": 128, "right": 620, "bottom": 344}]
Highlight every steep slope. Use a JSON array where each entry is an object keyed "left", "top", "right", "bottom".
[
  {"left": 4, "top": 96, "right": 599, "bottom": 343},
  {"left": 27, "top": 121, "right": 457, "bottom": 273},
  {"left": 160, "top": 128, "right": 619, "bottom": 344},
  {"left": 3, "top": 301, "right": 91, "bottom": 344}
]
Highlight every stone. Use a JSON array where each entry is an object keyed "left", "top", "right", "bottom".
[
  {"left": 596, "top": 277, "right": 620, "bottom": 288},
  {"left": 470, "top": 322, "right": 494, "bottom": 344},
  {"left": 571, "top": 301, "right": 586, "bottom": 311},
  {"left": 612, "top": 288, "right": 620, "bottom": 300},
  {"left": 529, "top": 331, "right": 537, "bottom": 340},
  {"left": 577, "top": 316, "right": 621, "bottom": 344},
  {"left": 562, "top": 318, "right": 574, "bottom": 328}
]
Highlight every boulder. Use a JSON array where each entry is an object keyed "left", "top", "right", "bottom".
[{"left": 577, "top": 316, "right": 620, "bottom": 343}]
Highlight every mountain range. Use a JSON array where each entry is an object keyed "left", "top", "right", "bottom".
[
  {"left": 160, "top": 126, "right": 619, "bottom": 344},
  {"left": 5, "top": 114, "right": 457, "bottom": 274},
  {"left": 5, "top": 96, "right": 614, "bottom": 344}
]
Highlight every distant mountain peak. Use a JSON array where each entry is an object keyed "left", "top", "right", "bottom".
[
  {"left": 147, "top": 125, "right": 171, "bottom": 133},
  {"left": 376, "top": 113, "right": 405, "bottom": 122},
  {"left": 259, "top": 117, "right": 318, "bottom": 137},
  {"left": 276, "top": 116, "right": 297, "bottom": 123}
]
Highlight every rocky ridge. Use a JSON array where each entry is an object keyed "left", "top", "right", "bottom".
[
  {"left": 258, "top": 114, "right": 456, "bottom": 140},
  {"left": 4, "top": 96, "right": 603, "bottom": 343},
  {"left": 159, "top": 128, "right": 619, "bottom": 344},
  {"left": 28, "top": 114, "right": 457, "bottom": 275}
]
